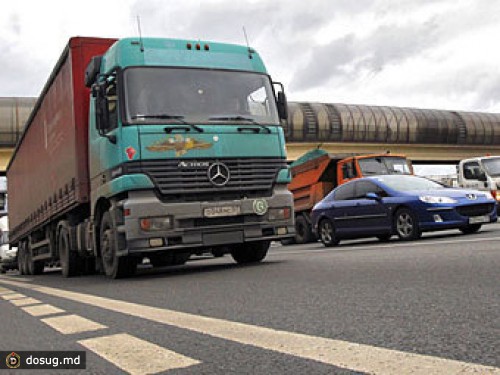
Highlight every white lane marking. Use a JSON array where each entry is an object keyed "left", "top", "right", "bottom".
[
  {"left": 0, "top": 290, "right": 15, "bottom": 296},
  {"left": 21, "top": 304, "right": 65, "bottom": 317},
  {"left": 41, "top": 314, "right": 107, "bottom": 335},
  {"left": 1, "top": 293, "right": 26, "bottom": 300},
  {"left": 270, "top": 235, "right": 500, "bottom": 256},
  {"left": 78, "top": 333, "right": 200, "bottom": 374},
  {"left": 1, "top": 279, "right": 498, "bottom": 375},
  {"left": 9, "top": 297, "right": 41, "bottom": 307}
]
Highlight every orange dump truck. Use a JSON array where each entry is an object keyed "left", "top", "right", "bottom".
[{"left": 287, "top": 149, "right": 414, "bottom": 244}]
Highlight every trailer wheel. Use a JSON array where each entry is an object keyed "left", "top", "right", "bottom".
[
  {"left": 295, "top": 215, "right": 313, "bottom": 244},
  {"left": 230, "top": 241, "right": 270, "bottom": 264},
  {"left": 58, "top": 224, "right": 79, "bottom": 278},
  {"left": 100, "top": 212, "right": 136, "bottom": 279}
]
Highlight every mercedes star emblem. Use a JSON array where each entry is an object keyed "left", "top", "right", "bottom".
[
  {"left": 466, "top": 193, "right": 477, "bottom": 200},
  {"left": 208, "top": 162, "right": 230, "bottom": 186}
]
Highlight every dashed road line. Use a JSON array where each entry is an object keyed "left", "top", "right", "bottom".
[
  {"left": 21, "top": 303, "right": 65, "bottom": 317},
  {"left": 1, "top": 292, "right": 26, "bottom": 300},
  {"left": 79, "top": 333, "right": 200, "bottom": 374},
  {"left": 9, "top": 297, "right": 41, "bottom": 306},
  {"left": 41, "top": 314, "right": 107, "bottom": 335},
  {"left": 1, "top": 278, "right": 498, "bottom": 375}
]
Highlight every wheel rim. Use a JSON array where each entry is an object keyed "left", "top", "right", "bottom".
[
  {"left": 320, "top": 221, "right": 333, "bottom": 243},
  {"left": 397, "top": 213, "right": 414, "bottom": 237}
]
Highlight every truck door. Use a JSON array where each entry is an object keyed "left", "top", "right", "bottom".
[{"left": 89, "top": 75, "right": 122, "bottom": 186}]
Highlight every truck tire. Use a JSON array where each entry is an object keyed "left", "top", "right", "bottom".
[
  {"left": 230, "top": 241, "right": 270, "bottom": 264},
  {"left": 394, "top": 208, "right": 421, "bottom": 241},
  {"left": 24, "top": 242, "right": 44, "bottom": 275},
  {"left": 318, "top": 218, "right": 340, "bottom": 247},
  {"left": 100, "top": 212, "right": 136, "bottom": 279},
  {"left": 295, "top": 215, "right": 313, "bottom": 244},
  {"left": 58, "top": 224, "right": 79, "bottom": 278}
]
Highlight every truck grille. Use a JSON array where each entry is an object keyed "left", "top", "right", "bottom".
[
  {"left": 125, "top": 158, "right": 286, "bottom": 202},
  {"left": 456, "top": 203, "right": 495, "bottom": 217}
]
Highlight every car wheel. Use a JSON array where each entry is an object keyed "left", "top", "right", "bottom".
[
  {"left": 295, "top": 215, "right": 313, "bottom": 244},
  {"left": 459, "top": 224, "right": 482, "bottom": 234},
  {"left": 394, "top": 208, "right": 421, "bottom": 241},
  {"left": 318, "top": 219, "right": 339, "bottom": 247}
]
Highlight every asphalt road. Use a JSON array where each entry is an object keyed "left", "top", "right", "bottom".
[{"left": 1, "top": 224, "right": 499, "bottom": 374}]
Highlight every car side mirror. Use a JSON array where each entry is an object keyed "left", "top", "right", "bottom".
[
  {"left": 478, "top": 173, "right": 487, "bottom": 182},
  {"left": 366, "top": 192, "right": 381, "bottom": 201}
]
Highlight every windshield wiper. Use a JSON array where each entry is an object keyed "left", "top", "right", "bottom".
[
  {"left": 209, "top": 115, "right": 271, "bottom": 133},
  {"left": 132, "top": 114, "right": 203, "bottom": 132}
]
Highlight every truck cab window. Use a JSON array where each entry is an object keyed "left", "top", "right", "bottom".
[
  {"left": 463, "top": 162, "right": 481, "bottom": 180},
  {"left": 106, "top": 78, "right": 118, "bottom": 131}
]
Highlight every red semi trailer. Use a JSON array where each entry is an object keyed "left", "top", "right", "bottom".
[{"left": 8, "top": 38, "right": 116, "bottom": 274}]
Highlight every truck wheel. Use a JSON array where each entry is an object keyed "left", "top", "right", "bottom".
[
  {"left": 459, "top": 224, "right": 482, "bottom": 234},
  {"left": 58, "top": 224, "right": 79, "bottom": 278},
  {"left": 25, "top": 242, "right": 44, "bottom": 275},
  {"left": 318, "top": 218, "right": 340, "bottom": 247},
  {"left": 295, "top": 215, "right": 313, "bottom": 244},
  {"left": 100, "top": 212, "right": 136, "bottom": 278},
  {"left": 230, "top": 241, "right": 270, "bottom": 264},
  {"left": 394, "top": 208, "right": 421, "bottom": 241}
]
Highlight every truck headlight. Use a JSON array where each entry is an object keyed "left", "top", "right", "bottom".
[
  {"left": 268, "top": 207, "right": 291, "bottom": 221},
  {"left": 140, "top": 216, "right": 173, "bottom": 231},
  {"left": 419, "top": 196, "right": 457, "bottom": 204}
]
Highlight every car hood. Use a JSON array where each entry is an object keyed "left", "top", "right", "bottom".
[{"left": 403, "top": 189, "right": 492, "bottom": 200}]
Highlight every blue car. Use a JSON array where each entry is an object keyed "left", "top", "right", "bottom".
[{"left": 311, "top": 175, "right": 497, "bottom": 246}]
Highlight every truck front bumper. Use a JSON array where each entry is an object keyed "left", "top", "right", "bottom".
[{"left": 121, "top": 186, "right": 295, "bottom": 254}]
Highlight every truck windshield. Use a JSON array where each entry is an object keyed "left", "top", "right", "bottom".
[
  {"left": 123, "top": 67, "right": 279, "bottom": 125},
  {"left": 358, "top": 157, "right": 412, "bottom": 175},
  {"left": 482, "top": 158, "right": 500, "bottom": 177}
]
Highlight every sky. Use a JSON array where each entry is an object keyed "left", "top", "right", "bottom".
[{"left": 1, "top": 0, "right": 500, "bottom": 115}]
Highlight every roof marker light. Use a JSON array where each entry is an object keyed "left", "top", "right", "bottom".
[
  {"left": 186, "top": 43, "right": 192, "bottom": 50},
  {"left": 196, "top": 43, "right": 201, "bottom": 50},
  {"left": 204, "top": 44, "right": 210, "bottom": 51}
]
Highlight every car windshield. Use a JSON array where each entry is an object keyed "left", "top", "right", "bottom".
[
  {"left": 124, "top": 67, "right": 279, "bottom": 125},
  {"left": 358, "top": 157, "right": 412, "bottom": 175},
  {"left": 482, "top": 158, "right": 500, "bottom": 177},
  {"left": 374, "top": 175, "right": 445, "bottom": 191}
]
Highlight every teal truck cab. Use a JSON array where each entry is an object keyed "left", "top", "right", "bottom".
[{"left": 8, "top": 37, "right": 294, "bottom": 279}]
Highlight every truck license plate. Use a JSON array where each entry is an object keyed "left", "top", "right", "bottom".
[
  {"left": 204, "top": 205, "right": 241, "bottom": 218},
  {"left": 469, "top": 215, "right": 489, "bottom": 224}
]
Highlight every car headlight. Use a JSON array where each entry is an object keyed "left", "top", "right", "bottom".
[
  {"left": 419, "top": 196, "right": 457, "bottom": 204},
  {"left": 140, "top": 216, "right": 173, "bottom": 231},
  {"left": 268, "top": 207, "right": 292, "bottom": 221}
]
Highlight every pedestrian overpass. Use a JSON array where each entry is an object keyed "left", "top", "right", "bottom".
[{"left": 1, "top": 98, "right": 500, "bottom": 172}]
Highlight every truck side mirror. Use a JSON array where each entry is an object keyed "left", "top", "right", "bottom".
[
  {"left": 277, "top": 91, "right": 288, "bottom": 120},
  {"left": 94, "top": 83, "right": 109, "bottom": 134},
  {"left": 273, "top": 82, "right": 288, "bottom": 120}
]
